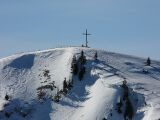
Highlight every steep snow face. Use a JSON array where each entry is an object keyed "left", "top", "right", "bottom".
[
  {"left": 0, "top": 47, "right": 160, "bottom": 120},
  {"left": 0, "top": 48, "right": 74, "bottom": 101}
]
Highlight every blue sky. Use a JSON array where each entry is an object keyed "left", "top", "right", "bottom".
[{"left": 0, "top": 0, "right": 160, "bottom": 60}]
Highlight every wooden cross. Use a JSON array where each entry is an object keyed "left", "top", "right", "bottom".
[{"left": 83, "top": 29, "right": 91, "bottom": 47}]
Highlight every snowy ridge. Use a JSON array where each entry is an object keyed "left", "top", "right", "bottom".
[{"left": 0, "top": 47, "right": 160, "bottom": 120}]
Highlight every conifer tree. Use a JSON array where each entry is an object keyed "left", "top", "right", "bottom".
[
  {"left": 71, "top": 55, "right": 78, "bottom": 75},
  {"left": 146, "top": 57, "right": 151, "bottom": 66},
  {"left": 5, "top": 94, "right": 9, "bottom": 101},
  {"left": 79, "top": 50, "right": 86, "bottom": 64},
  {"left": 63, "top": 78, "right": 67, "bottom": 90},
  {"left": 63, "top": 78, "right": 68, "bottom": 93},
  {"left": 94, "top": 51, "right": 98, "bottom": 60},
  {"left": 81, "top": 50, "right": 84, "bottom": 58}
]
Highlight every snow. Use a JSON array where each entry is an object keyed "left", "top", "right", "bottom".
[{"left": 0, "top": 47, "right": 160, "bottom": 120}]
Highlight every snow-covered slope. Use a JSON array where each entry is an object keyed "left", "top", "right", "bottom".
[{"left": 0, "top": 47, "right": 160, "bottom": 120}]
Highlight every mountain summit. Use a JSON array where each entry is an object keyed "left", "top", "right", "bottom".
[{"left": 0, "top": 47, "right": 160, "bottom": 120}]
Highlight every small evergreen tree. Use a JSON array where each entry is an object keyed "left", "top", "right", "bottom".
[
  {"left": 63, "top": 78, "right": 68, "bottom": 93},
  {"left": 122, "top": 80, "right": 127, "bottom": 88},
  {"left": 79, "top": 50, "right": 86, "bottom": 64},
  {"left": 5, "top": 94, "right": 9, "bottom": 101},
  {"left": 94, "top": 51, "right": 98, "bottom": 60},
  {"left": 71, "top": 56, "right": 78, "bottom": 75},
  {"left": 146, "top": 57, "right": 151, "bottom": 66},
  {"left": 81, "top": 50, "right": 84, "bottom": 58}
]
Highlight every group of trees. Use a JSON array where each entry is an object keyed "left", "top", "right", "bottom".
[
  {"left": 54, "top": 78, "right": 73, "bottom": 102},
  {"left": 63, "top": 78, "right": 73, "bottom": 94},
  {"left": 71, "top": 50, "right": 98, "bottom": 81},
  {"left": 71, "top": 50, "right": 87, "bottom": 80},
  {"left": 54, "top": 50, "right": 98, "bottom": 102}
]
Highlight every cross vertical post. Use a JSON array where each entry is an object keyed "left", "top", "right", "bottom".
[{"left": 83, "top": 29, "right": 91, "bottom": 47}]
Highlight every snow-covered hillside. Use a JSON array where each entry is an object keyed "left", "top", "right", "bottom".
[{"left": 0, "top": 47, "right": 160, "bottom": 120}]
